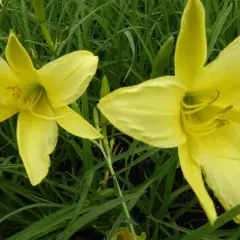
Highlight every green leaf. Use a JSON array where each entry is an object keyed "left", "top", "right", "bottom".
[
  {"left": 207, "top": 2, "right": 232, "bottom": 58},
  {"left": 56, "top": 193, "right": 141, "bottom": 240},
  {"left": 181, "top": 204, "right": 240, "bottom": 240},
  {"left": 151, "top": 36, "right": 174, "bottom": 78}
]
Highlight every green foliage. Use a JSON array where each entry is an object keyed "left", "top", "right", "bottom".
[{"left": 0, "top": 0, "right": 240, "bottom": 239}]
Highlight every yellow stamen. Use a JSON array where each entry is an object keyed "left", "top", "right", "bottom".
[
  {"left": 28, "top": 89, "right": 71, "bottom": 120},
  {"left": 27, "top": 88, "right": 44, "bottom": 110},
  {"left": 181, "top": 90, "right": 233, "bottom": 137},
  {"left": 182, "top": 90, "right": 220, "bottom": 114},
  {"left": 6, "top": 86, "right": 22, "bottom": 100}
]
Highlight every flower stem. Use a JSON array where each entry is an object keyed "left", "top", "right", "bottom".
[
  {"left": 92, "top": 124, "right": 137, "bottom": 240},
  {"left": 32, "top": 0, "right": 56, "bottom": 53},
  {"left": 105, "top": 148, "right": 137, "bottom": 240}
]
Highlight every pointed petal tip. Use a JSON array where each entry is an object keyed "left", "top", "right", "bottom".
[
  {"left": 8, "top": 31, "right": 14, "bottom": 40},
  {"left": 207, "top": 210, "right": 217, "bottom": 225},
  {"left": 85, "top": 128, "right": 103, "bottom": 140},
  {"left": 94, "top": 54, "right": 99, "bottom": 61},
  {"left": 97, "top": 97, "right": 110, "bottom": 118},
  {"left": 90, "top": 54, "right": 99, "bottom": 69},
  {"left": 92, "top": 55, "right": 99, "bottom": 69},
  {"left": 175, "top": 0, "right": 206, "bottom": 87},
  {"left": 7, "top": 31, "right": 18, "bottom": 50},
  {"left": 55, "top": 106, "right": 102, "bottom": 140},
  {"left": 234, "top": 215, "right": 240, "bottom": 224},
  {"left": 75, "top": 50, "right": 99, "bottom": 64},
  {"left": 97, "top": 98, "right": 105, "bottom": 110},
  {"left": 25, "top": 154, "right": 51, "bottom": 186},
  {"left": 7, "top": 31, "right": 22, "bottom": 51},
  {"left": 8, "top": 30, "right": 17, "bottom": 39},
  {"left": 21, "top": 156, "right": 50, "bottom": 187},
  {"left": 96, "top": 130, "right": 103, "bottom": 139},
  {"left": 178, "top": 142, "right": 217, "bottom": 224},
  {"left": 6, "top": 30, "right": 39, "bottom": 85},
  {"left": 29, "top": 166, "right": 49, "bottom": 186}
]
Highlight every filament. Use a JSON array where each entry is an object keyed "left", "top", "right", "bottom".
[{"left": 181, "top": 90, "right": 232, "bottom": 137}]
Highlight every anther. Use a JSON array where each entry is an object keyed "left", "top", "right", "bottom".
[
  {"left": 220, "top": 105, "right": 233, "bottom": 114},
  {"left": 6, "top": 86, "right": 21, "bottom": 100},
  {"left": 181, "top": 90, "right": 233, "bottom": 137},
  {"left": 216, "top": 119, "right": 229, "bottom": 128},
  {"left": 211, "top": 90, "right": 220, "bottom": 103}
]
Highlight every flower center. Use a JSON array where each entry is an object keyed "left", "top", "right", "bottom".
[
  {"left": 6, "top": 84, "right": 71, "bottom": 120},
  {"left": 6, "top": 84, "right": 44, "bottom": 110},
  {"left": 181, "top": 90, "right": 233, "bottom": 136}
]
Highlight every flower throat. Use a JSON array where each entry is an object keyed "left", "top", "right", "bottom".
[
  {"left": 7, "top": 83, "right": 44, "bottom": 110},
  {"left": 181, "top": 90, "right": 233, "bottom": 137}
]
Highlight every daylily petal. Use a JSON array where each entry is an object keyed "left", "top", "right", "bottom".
[
  {"left": 98, "top": 76, "right": 187, "bottom": 148},
  {"left": 30, "top": 92, "right": 54, "bottom": 120},
  {"left": 189, "top": 123, "right": 240, "bottom": 222},
  {"left": 17, "top": 110, "right": 58, "bottom": 186},
  {"left": 202, "top": 159, "right": 240, "bottom": 223},
  {"left": 189, "top": 120, "right": 240, "bottom": 168},
  {"left": 190, "top": 36, "right": 240, "bottom": 97},
  {"left": 178, "top": 142, "right": 217, "bottom": 223},
  {"left": 5, "top": 32, "right": 39, "bottom": 84},
  {"left": 38, "top": 51, "right": 98, "bottom": 108},
  {"left": 0, "top": 57, "right": 19, "bottom": 85},
  {"left": 54, "top": 106, "right": 102, "bottom": 139},
  {"left": 175, "top": 0, "right": 207, "bottom": 88},
  {"left": 0, "top": 57, "right": 21, "bottom": 106},
  {"left": 0, "top": 105, "right": 18, "bottom": 122}
]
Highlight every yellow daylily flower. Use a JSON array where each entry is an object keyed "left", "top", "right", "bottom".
[
  {"left": 98, "top": 0, "right": 240, "bottom": 223},
  {"left": 0, "top": 32, "right": 102, "bottom": 186},
  {"left": 110, "top": 227, "right": 146, "bottom": 240}
]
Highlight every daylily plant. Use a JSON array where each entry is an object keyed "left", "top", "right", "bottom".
[
  {"left": 98, "top": 0, "right": 240, "bottom": 223},
  {"left": 0, "top": 33, "right": 101, "bottom": 186},
  {"left": 110, "top": 227, "right": 146, "bottom": 240}
]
